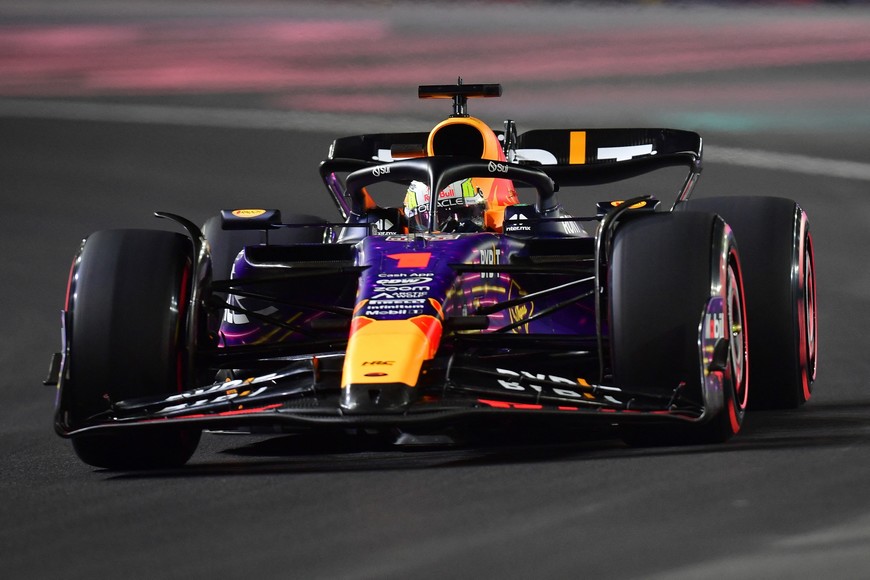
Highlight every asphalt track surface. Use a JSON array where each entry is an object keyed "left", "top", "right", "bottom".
[{"left": 3, "top": 2, "right": 870, "bottom": 578}]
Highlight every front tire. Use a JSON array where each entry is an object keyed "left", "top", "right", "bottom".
[
  {"left": 61, "top": 229, "right": 201, "bottom": 469},
  {"left": 609, "top": 212, "right": 749, "bottom": 445}
]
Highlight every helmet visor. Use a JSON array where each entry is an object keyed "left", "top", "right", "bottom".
[{"left": 404, "top": 180, "right": 487, "bottom": 232}]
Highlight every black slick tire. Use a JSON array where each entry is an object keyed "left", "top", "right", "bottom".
[
  {"left": 679, "top": 196, "right": 816, "bottom": 409},
  {"left": 63, "top": 229, "right": 201, "bottom": 469},
  {"left": 609, "top": 212, "right": 749, "bottom": 445}
]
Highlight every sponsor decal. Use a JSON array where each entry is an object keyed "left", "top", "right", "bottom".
[
  {"left": 377, "top": 276, "right": 433, "bottom": 286},
  {"left": 231, "top": 209, "right": 267, "bottom": 218},
  {"left": 505, "top": 213, "right": 532, "bottom": 232},
  {"left": 376, "top": 272, "right": 434, "bottom": 279},
  {"left": 495, "top": 368, "right": 587, "bottom": 399},
  {"left": 609, "top": 200, "right": 648, "bottom": 209},
  {"left": 706, "top": 311, "right": 725, "bottom": 339},
  {"left": 516, "top": 148, "right": 558, "bottom": 165},
  {"left": 488, "top": 161, "right": 509, "bottom": 174},
  {"left": 494, "top": 368, "right": 623, "bottom": 404},
  {"left": 362, "top": 308, "right": 418, "bottom": 316},
  {"left": 597, "top": 144, "right": 655, "bottom": 162},
  {"left": 388, "top": 291, "right": 427, "bottom": 298},
  {"left": 507, "top": 280, "right": 532, "bottom": 334},
  {"left": 369, "top": 292, "right": 428, "bottom": 300},
  {"left": 387, "top": 252, "right": 431, "bottom": 269},
  {"left": 372, "top": 165, "right": 391, "bottom": 177},
  {"left": 386, "top": 234, "right": 460, "bottom": 242},
  {"left": 375, "top": 217, "right": 395, "bottom": 232},
  {"left": 365, "top": 272, "right": 434, "bottom": 316},
  {"left": 478, "top": 246, "right": 501, "bottom": 279},
  {"left": 364, "top": 299, "right": 427, "bottom": 316},
  {"left": 156, "top": 374, "right": 281, "bottom": 414},
  {"left": 362, "top": 360, "right": 395, "bottom": 366},
  {"left": 509, "top": 303, "right": 532, "bottom": 332}
]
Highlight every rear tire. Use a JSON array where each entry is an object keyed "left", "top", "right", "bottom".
[
  {"left": 679, "top": 196, "right": 816, "bottom": 409},
  {"left": 63, "top": 229, "right": 201, "bottom": 469},
  {"left": 610, "top": 212, "right": 748, "bottom": 445}
]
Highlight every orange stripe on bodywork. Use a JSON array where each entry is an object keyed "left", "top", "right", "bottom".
[
  {"left": 409, "top": 315, "right": 443, "bottom": 359},
  {"left": 349, "top": 316, "right": 375, "bottom": 333},
  {"left": 428, "top": 298, "right": 444, "bottom": 319},
  {"left": 361, "top": 187, "right": 378, "bottom": 210},
  {"left": 569, "top": 131, "right": 587, "bottom": 165},
  {"left": 342, "top": 316, "right": 443, "bottom": 388}
]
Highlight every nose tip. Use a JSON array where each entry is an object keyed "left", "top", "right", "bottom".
[{"left": 340, "top": 383, "right": 414, "bottom": 414}]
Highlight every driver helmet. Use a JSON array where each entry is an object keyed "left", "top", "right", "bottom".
[
  {"left": 403, "top": 179, "right": 488, "bottom": 232},
  {"left": 402, "top": 116, "right": 518, "bottom": 232}
]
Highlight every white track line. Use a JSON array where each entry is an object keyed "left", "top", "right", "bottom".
[
  {"left": 3, "top": 98, "right": 870, "bottom": 182},
  {"left": 706, "top": 145, "right": 870, "bottom": 182}
]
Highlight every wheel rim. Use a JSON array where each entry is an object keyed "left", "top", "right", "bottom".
[
  {"left": 802, "top": 233, "right": 818, "bottom": 394},
  {"left": 727, "top": 256, "right": 749, "bottom": 413}
]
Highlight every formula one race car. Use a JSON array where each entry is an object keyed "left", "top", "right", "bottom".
[{"left": 48, "top": 82, "right": 817, "bottom": 469}]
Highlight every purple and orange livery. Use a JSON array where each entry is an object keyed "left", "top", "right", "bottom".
[{"left": 51, "top": 82, "right": 815, "bottom": 469}]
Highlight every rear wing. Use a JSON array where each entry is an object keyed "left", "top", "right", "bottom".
[
  {"left": 320, "top": 128, "right": 702, "bottom": 217},
  {"left": 515, "top": 128, "right": 701, "bottom": 183}
]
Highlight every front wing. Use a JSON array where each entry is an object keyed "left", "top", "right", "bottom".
[{"left": 58, "top": 300, "right": 730, "bottom": 440}]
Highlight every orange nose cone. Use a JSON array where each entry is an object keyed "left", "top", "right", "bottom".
[
  {"left": 342, "top": 316, "right": 443, "bottom": 389},
  {"left": 340, "top": 316, "right": 443, "bottom": 414}
]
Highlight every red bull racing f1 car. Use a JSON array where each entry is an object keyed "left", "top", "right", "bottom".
[{"left": 48, "top": 82, "right": 818, "bottom": 468}]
